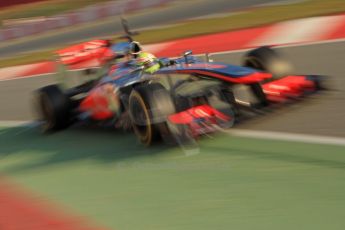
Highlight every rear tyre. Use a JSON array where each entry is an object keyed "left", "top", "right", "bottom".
[{"left": 37, "top": 85, "right": 71, "bottom": 133}]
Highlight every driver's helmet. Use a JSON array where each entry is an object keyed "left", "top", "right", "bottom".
[
  {"left": 136, "top": 52, "right": 157, "bottom": 68},
  {"left": 129, "top": 41, "right": 142, "bottom": 58}
]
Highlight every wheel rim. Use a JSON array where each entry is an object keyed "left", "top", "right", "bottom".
[{"left": 129, "top": 92, "right": 152, "bottom": 145}]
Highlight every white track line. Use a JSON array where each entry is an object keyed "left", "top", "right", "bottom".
[
  {"left": 0, "top": 72, "right": 56, "bottom": 83},
  {"left": 224, "top": 129, "right": 345, "bottom": 146},
  {"left": 0, "top": 120, "right": 39, "bottom": 127},
  {"left": 1, "top": 120, "right": 344, "bottom": 147},
  {"left": 0, "top": 66, "right": 100, "bottom": 83}
]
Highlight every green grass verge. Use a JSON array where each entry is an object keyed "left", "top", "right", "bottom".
[
  {"left": 0, "top": 0, "right": 111, "bottom": 25},
  {"left": 0, "top": 50, "right": 54, "bottom": 68},
  {"left": 1, "top": 0, "right": 345, "bottom": 68},
  {"left": 1, "top": 126, "right": 345, "bottom": 230}
]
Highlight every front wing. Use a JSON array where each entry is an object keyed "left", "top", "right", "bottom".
[
  {"left": 166, "top": 74, "right": 323, "bottom": 138},
  {"left": 262, "top": 75, "right": 323, "bottom": 102}
]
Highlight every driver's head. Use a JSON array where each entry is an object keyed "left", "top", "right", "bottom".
[{"left": 129, "top": 41, "right": 142, "bottom": 58}]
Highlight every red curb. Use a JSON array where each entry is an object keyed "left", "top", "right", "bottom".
[
  {"left": 1, "top": 14, "right": 345, "bottom": 80},
  {"left": 153, "top": 25, "right": 273, "bottom": 57},
  {"left": 327, "top": 18, "right": 345, "bottom": 40},
  {"left": 21, "top": 61, "right": 56, "bottom": 77},
  {"left": 0, "top": 177, "right": 108, "bottom": 230}
]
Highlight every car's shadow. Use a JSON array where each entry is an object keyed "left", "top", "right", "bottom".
[
  {"left": 0, "top": 92, "right": 329, "bottom": 175},
  {"left": 0, "top": 125, "right": 174, "bottom": 174}
]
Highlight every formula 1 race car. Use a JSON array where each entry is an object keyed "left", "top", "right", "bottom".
[{"left": 35, "top": 19, "right": 323, "bottom": 147}]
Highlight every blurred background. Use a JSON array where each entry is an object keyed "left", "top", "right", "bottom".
[{"left": 0, "top": 1, "right": 345, "bottom": 230}]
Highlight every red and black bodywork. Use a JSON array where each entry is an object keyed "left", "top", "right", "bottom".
[{"left": 36, "top": 39, "right": 323, "bottom": 147}]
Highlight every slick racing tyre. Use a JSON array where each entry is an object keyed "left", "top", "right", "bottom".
[
  {"left": 37, "top": 85, "right": 71, "bottom": 133},
  {"left": 129, "top": 83, "right": 175, "bottom": 146},
  {"left": 243, "top": 46, "right": 293, "bottom": 79},
  {"left": 207, "top": 89, "right": 236, "bottom": 128},
  {"left": 249, "top": 83, "right": 269, "bottom": 107}
]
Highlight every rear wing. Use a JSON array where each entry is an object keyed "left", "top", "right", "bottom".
[
  {"left": 55, "top": 17, "right": 137, "bottom": 67},
  {"left": 55, "top": 39, "right": 114, "bottom": 67},
  {"left": 54, "top": 40, "right": 117, "bottom": 89},
  {"left": 53, "top": 18, "right": 138, "bottom": 87}
]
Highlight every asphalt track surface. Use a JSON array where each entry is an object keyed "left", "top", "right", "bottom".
[
  {"left": 0, "top": 40, "right": 344, "bottom": 137},
  {"left": 0, "top": 0, "right": 272, "bottom": 58},
  {"left": 1, "top": 126, "right": 344, "bottom": 230},
  {"left": 0, "top": 39, "right": 345, "bottom": 230}
]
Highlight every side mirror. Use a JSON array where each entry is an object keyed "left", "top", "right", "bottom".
[
  {"left": 183, "top": 50, "right": 193, "bottom": 64},
  {"left": 205, "top": 53, "right": 213, "bottom": 62},
  {"left": 183, "top": 50, "right": 193, "bottom": 57}
]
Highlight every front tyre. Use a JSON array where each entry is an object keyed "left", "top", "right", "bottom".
[
  {"left": 249, "top": 83, "right": 269, "bottom": 107},
  {"left": 243, "top": 46, "right": 293, "bottom": 79},
  {"left": 207, "top": 89, "right": 236, "bottom": 128},
  {"left": 128, "top": 83, "right": 175, "bottom": 146}
]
